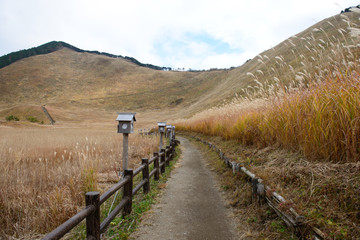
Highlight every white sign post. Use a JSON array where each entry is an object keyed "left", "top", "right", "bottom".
[{"left": 116, "top": 113, "right": 136, "bottom": 176}]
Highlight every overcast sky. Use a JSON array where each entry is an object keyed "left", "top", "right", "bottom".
[{"left": 0, "top": 0, "right": 359, "bottom": 70}]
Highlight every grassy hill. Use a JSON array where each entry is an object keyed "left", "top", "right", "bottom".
[
  {"left": 176, "top": 11, "right": 360, "bottom": 238},
  {"left": 0, "top": 12, "right": 359, "bottom": 123},
  {"left": 0, "top": 47, "right": 225, "bottom": 122},
  {"left": 196, "top": 12, "right": 360, "bottom": 103},
  {"left": 0, "top": 41, "right": 169, "bottom": 71}
]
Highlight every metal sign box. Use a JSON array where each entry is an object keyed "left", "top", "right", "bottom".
[
  {"left": 116, "top": 113, "right": 136, "bottom": 134},
  {"left": 158, "top": 122, "right": 166, "bottom": 133}
]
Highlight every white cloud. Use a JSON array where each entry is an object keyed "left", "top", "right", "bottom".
[{"left": 0, "top": 0, "right": 359, "bottom": 69}]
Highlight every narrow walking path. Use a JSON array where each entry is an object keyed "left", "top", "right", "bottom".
[{"left": 131, "top": 137, "right": 238, "bottom": 240}]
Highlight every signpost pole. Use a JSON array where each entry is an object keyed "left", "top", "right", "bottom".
[
  {"left": 122, "top": 133, "right": 129, "bottom": 173},
  {"left": 159, "top": 132, "right": 163, "bottom": 152}
]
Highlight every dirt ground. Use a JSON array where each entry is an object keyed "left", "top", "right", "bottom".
[{"left": 130, "top": 137, "right": 239, "bottom": 240}]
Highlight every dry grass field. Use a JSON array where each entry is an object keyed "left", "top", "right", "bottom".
[
  {"left": 176, "top": 12, "right": 360, "bottom": 238},
  {"left": 0, "top": 124, "right": 158, "bottom": 238}
]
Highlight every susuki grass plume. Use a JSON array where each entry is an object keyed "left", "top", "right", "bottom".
[{"left": 176, "top": 13, "right": 360, "bottom": 163}]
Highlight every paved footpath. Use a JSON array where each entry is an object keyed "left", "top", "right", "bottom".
[{"left": 131, "top": 137, "right": 238, "bottom": 240}]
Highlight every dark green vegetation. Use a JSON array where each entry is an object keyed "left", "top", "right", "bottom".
[
  {"left": 5, "top": 114, "right": 42, "bottom": 123},
  {"left": 26, "top": 116, "right": 39, "bottom": 123},
  {"left": 5, "top": 115, "right": 19, "bottom": 121}
]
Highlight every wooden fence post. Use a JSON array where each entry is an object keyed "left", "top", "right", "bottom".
[
  {"left": 160, "top": 149, "right": 165, "bottom": 174},
  {"left": 85, "top": 192, "right": 100, "bottom": 240},
  {"left": 142, "top": 158, "right": 150, "bottom": 194},
  {"left": 166, "top": 146, "right": 170, "bottom": 166},
  {"left": 153, "top": 152, "right": 159, "bottom": 181},
  {"left": 123, "top": 169, "right": 133, "bottom": 216},
  {"left": 257, "top": 182, "right": 265, "bottom": 205},
  {"left": 251, "top": 178, "right": 258, "bottom": 204},
  {"left": 171, "top": 143, "right": 175, "bottom": 160}
]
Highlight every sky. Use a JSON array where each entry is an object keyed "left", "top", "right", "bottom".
[{"left": 0, "top": 0, "right": 359, "bottom": 70}]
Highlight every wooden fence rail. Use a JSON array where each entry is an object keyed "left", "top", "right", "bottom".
[
  {"left": 190, "top": 135, "right": 326, "bottom": 240},
  {"left": 42, "top": 140, "right": 179, "bottom": 240}
]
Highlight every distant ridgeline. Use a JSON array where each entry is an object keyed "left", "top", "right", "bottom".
[{"left": 0, "top": 41, "right": 171, "bottom": 71}]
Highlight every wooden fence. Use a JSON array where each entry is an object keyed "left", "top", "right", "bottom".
[
  {"left": 190, "top": 135, "right": 327, "bottom": 240},
  {"left": 42, "top": 139, "right": 179, "bottom": 240}
]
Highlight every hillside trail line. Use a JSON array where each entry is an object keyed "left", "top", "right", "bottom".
[{"left": 131, "top": 137, "right": 238, "bottom": 240}]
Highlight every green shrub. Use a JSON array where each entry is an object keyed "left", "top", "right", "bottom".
[
  {"left": 5, "top": 115, "right": 19, "bottom": 121},
  {"left": 26, "top": 116, "right": 39, "bottom": 123}
]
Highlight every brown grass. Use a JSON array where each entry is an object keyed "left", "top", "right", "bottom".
[
  {"left": 175, "top": 12, "right": 360, "bottom": 238},
  {"left": 0, "top": 126, "right": 158, "bottom": 238},
  {"left": 187, "top": 133, "right": 360, "bottom": 238}
]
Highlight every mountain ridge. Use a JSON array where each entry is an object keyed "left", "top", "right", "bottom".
[{"left": 0, "top": 40, "right": 171, "bottom": 71}]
